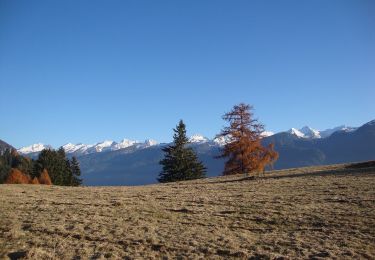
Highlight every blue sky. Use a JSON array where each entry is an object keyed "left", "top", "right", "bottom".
[{"left": 1, "top": 0, "right": 374, "bottom": 148}]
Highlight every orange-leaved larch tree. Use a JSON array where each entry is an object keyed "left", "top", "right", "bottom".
[
  {"left": 38, "top": 169, "right": 52, "bottom": 185},
  {"left": 31, "top": 177, "right": 40, "bottom": 184},
  {"left": 216, "top": 103, "right": 278, "bottom": 176},
  {"left": 5, "top": 168, "right": 31, "bottom": 184}
]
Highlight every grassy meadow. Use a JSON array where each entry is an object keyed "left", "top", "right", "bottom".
[{"left": 1, "top": 163, "right": 374, "bottom": 259}]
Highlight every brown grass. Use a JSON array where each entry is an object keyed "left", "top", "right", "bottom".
[{"left": 0, "top": 163, "right": 374, "bottom": 259}]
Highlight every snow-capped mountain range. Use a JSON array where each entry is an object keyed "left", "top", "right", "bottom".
[
  {"left": 18, "top": 143, "right": 53, "bottom": 154},
  {"left": 18, "top": 139, "right": 159, "bottom": 156},
  {"left": 286, "top": 125, "right": 356, "bottom": 139},
  {"left": 17, "top": 125, "right": 355, "bottom": 155}
]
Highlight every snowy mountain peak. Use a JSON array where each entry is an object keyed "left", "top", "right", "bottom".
[
  {"left": 112, "top": 139, "right": 137, "bottom": 150},
  {"left": 261, "top": 131, "right": 274, "bottom": 137},
  {"left": 62, "top": 143, "right": 93, "bottom": 154},
  {"left": 18, "top": 143, "right": 51, "bottom": 154},
  {"left": 62, "top": 143, "right": 78, "bottom": 153},
  {"left": 287, "top": 125, "right": 357, "bottom": 139},
  {"left": 299, "top": 126, "right": 321, "bottom": 138},
  {"left": 189, "top": 134, "right": 209, "bottom": 143},
  {"left": 213, "top": 135, "right": 231, "bottom": 146},
  {"left": 90, "top": 140, "right": 115, "bottom": 153},
  {"left": 287, "top": 128, "right": 305, "bottom": 138},
  {"left": 98, "top": 140, "right": 114, "bottom": 146},
  {"left": 287, "top": 126, "right": 321, "bottom": 138},
  {"left": 144, "top": 139, "right": 158, "bottom": 147}
]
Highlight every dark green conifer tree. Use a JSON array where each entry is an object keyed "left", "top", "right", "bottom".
[
  {"left": 65, "top": 158, "right": 73, "bottom": 185},
  {"left": 34, "top": 147, "right": 80, "bottom": 186},
  {"left": 70, "top": 156, "right": 82, "bottom": 186},
  {"left": 0, "top": 149, "right": 12, "bottom": 183},
  {"left": 158, "top": 120, "right": 206, "bottom": 183},
  {"left": 34, "top": 149, "right": 62, "bottom": 185}
]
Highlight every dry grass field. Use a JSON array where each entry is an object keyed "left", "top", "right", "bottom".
[{"left": 1, "top": 163, "right": 375, "bottom": 259}]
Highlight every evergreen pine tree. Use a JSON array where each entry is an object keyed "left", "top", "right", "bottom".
[
  {"left": 158, "top": 120, "right": 206, "bottom": 183},
  {"left": 70, "top": 156, "right": 82, "bottom": 186},
  {"left": 0, "top": 149, "right": 12, "bottom": 183},
  {"left": 34, "top": 147, "right": 80, "bottom": 186},
  {"left": 65, "top": 159, "right": 73, "bottom": 185}
]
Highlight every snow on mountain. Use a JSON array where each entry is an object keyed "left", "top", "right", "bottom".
[
  {"left": 113, "top": 139, "right": 159, "bottom": 150},
  {"left": 63, "top": 139, "right": 158, "bottom": 154},
  {"left": 319, "top": 125, "right": 351, "bottom": 138},
  {"left": 88, "top": 140, "right": 115, "bottom": 153},
  {"left": 261, "top": 131, "right": 274, "bottom": 137},
  {"left": 18, "top": 143, "right": 51, "bottom": 154},
  {"left": 287, "top": 125, "right": 356, "bottom": 139},
  {"left": 18, "top": 138, "right": 160, "bottom": 156},
  {"left": 62, "top": 143, "right": 79, "bottom": 153},
  {"left": 133, "top": 139, "right": 159, "bottom": 149},
  {"left": 213, "top": 136, "right": 231, "bottom": 146},
  {"left": 189, "top": 134, "right": 209, "bottom": 143},
  {"left": 287, "top": 128, "right": 306, "bottom": 138},
  {"left": 144, "top": 139, "right": 158, "bottom": 147},
  {"left": 112, "top": 139, "right": 137, "bottom": 150},
  {"left": 299, "top": 126, "right": 321, "bottom": 139},
  {"left": 62, "top": 143, "right": 94, "bottom": 154},
  {"left": 212, "top": 131, "right": 274, "bottom": 146}
]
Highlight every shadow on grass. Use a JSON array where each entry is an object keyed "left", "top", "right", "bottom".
[{"left": 8, "top": 251, "right": 27, "bottom": 260}]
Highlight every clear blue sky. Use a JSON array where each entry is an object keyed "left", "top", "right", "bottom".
[{"left": 1, "top": 0, "right": 374, "bottom": 148}]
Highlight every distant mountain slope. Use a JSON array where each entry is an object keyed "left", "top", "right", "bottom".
[
  {"left": 320, "top": 120, "right": 375, "bottom": 164},
  {"left": 79, "top": 143, "right": 225, "bottom": 186},
  {"left": 0, "top": 139, "right": 14, "bottom": 153},
  {"left": 262, "top": 133, "right": 325, "bottom": 169},
  {"left": 264, "top": 120, "right": 375, "bottom": 168}
]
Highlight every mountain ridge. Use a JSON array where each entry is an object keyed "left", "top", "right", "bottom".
[{"left": 17, "top": 124, "right": 356, "bottom": 155}]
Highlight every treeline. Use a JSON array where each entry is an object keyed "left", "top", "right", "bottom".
[{"left": 0, "top": 147, "right": 82, "bottom": 186}]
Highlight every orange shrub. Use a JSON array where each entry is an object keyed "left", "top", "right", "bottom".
[
  {"left": 5, "top": 169, "right": 31, "bottom": 184},
  {"left": 38, "top": 169, "right": 52, "bottom": 185},
  {"left": 31, "top": 177, "right": 40, "bottom": 184}
]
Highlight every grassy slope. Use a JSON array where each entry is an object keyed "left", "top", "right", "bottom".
[{"left": 0, "top": 163, "right": 374, "bottom": 259}]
